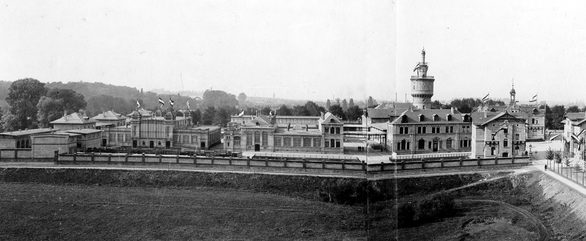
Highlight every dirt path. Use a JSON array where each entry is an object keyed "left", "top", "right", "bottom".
[{"left": 456, "top": 199, "right": 551, "bottom": 241}]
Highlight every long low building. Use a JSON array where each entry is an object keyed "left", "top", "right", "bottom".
[{"left": 224, "top": 112, "right": 344, "bottom": 154}]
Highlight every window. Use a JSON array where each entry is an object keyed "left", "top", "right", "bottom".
[
  {"left": 274, "top": 136, "right": 281, "bottom": 147},
  {"left": 284, "top": 137, "right": 291, "bottom": 146},
  {"left": 234, "top": 136, "right": 241, "bottom": 146},
  {"left": 254, "top": 131, "right": 260, "bottom": 144},
  {"left": 418, "top": 127, "right": 422, "bottom": 134},
  {"left": 404, "top": 127, "right": 409, "bottom": 134},
  {"left": 293, "top": 138, "right": 301, "bottom": 147},
  {"left": 400, "top": 139, "right": 407, "bottom": 150},
  {"left": 446, "top": 138, "right": 452, "bottom": 149},
  {"left": 419, "top": 115, "right": 425, "bottom": 122},
  {"left": 246, "top": 133, "right": 252, "bottom": 145},
  {"left": 503, "top": 128, "right": 508, "bottom": 134},
  {"left": 433, "top": 114, "right": 439, "bottom": 121},
  {"left": 262, "top": 132, "right": 268, "bottom": 146},
  {"left": 330, "top": 139, "right": 335, "bottom": 148},
  {"left": 399, "top": 127, "right": 403, "bottom": 134},
  {"left": 432, "top": 127, "right": 435, "bottom": 133},
  {"left": 303, "top": 138, "right": 311, "bottom": 147},
  {"left": 314, "top": 138, "right": 321, "bottom": 147},
  {"left": 445, "top": 126, "right": 449, "bottom": 133},
  {"left": 418, "top": 139, "right": 425, "bottom": 149},
  {"left": 183, "top": 135, "right": 189, "bottom": 144},
  {"left": 450, "top": 126, "right": 454, "bottom": 133},
  {"left": 407, "top": 142, "right": 410, "bottom": 150},
  {"left": 336, "top": 140, "right": 340, "bottom": 148},
  {"left": 330, "top": 127, "right": 335, "bottom": 134},
  {"left": 503, "top": 139, "right": 508, "bottom": 147},
  {"left": 447, "top": 114, "right": 452, "bottom": 121},
  {"left": 336, "top": 127, "right": 340, "bottom": 134},
  {"left": 515, "top": 133, "right": 520, "bottom": 140},
  {"left": 423, "top": 127, "right": 426, "bottom": 133},
  {"left": 325, "top": 140, "right": 329, "bottom": 147}
]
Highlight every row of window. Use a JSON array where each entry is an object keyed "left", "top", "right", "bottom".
[
  {"left": 274, "top": 137, "right": 322, "bottom": 148},
  {"left": 325, "top": 126, "right": 341, "bottom": 135},
  {"left": 395, "top": 138, "right": 471, "bottom": 151},
  {"left": 398, "top": 125, "right": 468, "bottom": 134}
]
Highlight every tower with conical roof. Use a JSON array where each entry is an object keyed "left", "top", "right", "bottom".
[
  {"left": 411, "top": 49, "right": 435, "bottom": 109},
  {"left": 509, "top": 80, "right": 516, "bottom": 107}
]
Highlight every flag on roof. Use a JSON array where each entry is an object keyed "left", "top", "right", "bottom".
[
  {"left": 481, "top": 93, "right": 490, "bottom": 102},
  {"left": 186, "top": 100, "right": 190, "bottom": 110},
  {"left": 238, "top": 110, "right": 245, "bottom": 117},
  {"left": 529, "top": 94, "right": 538, "bottom": 102},
  {"left": 169, "top": 97, "right": 174, "bottom": 107},
  {"left": 158, "top": 97, "right": 165, "bottom": 105},
  {"left": 136, "top": 99, "right": 141, "bottom": 108}
]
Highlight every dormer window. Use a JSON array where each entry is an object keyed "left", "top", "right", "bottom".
[
  {"left": 418, "top": 114, "right": 425, "bottom": 122},
  {"left": 462, "top": 114, "right": 471, "bottom": 122},
  {"left": 446, "top": 114, "right": 452, "bottom": 121},
  {"left": 433, "top": 114, "right": 439, "bottom": 121},
  {"left": 401, "top": 115, "right": 408, "bottom": 123}
]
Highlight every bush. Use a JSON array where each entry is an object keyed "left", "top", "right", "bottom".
[
  {"left": 554, "top": 152, "right": 562, "bottom": 164},
  {"left": 546, "top": 147, "right": 555, "bottom": 161},
  {"left": 397, "top": 192, "right": 456, "bottom": 228}
]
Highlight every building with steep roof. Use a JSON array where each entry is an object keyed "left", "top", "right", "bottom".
[
  {"left": 387, "top": 108, "right": 473, "bottom": 155},
  {"left": 50, "top": 112, "right": 96, "bottom": 130},
  {"left": 562, "top": 112, "right": 586, "bottom": 161},
  {"left": 470, "top": 111, "right": 527, "bottom": 158},
  {"left": 411, "top": 49, "right": 435, "bottom": 110},
  {"left": 91, "top": 110, "right": 126, "bottom": 127}
]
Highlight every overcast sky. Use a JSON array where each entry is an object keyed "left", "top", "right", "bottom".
[{"left": 1, "top": 0, "right": 585, "bottom": 104}]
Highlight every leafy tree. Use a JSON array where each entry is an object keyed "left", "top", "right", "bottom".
[
  {"left": 261, "top": 106, "right": 272, "bottom": 115},
  {"left": 367, "top": 96, "right": 377, "bottom": 108},
  {"left": 202, "top": 106, "right": 216, "bottom": 125},
  {"left": 545, "top": 147, "right": 554, "bottom": 161},
  {"left": 37, "top": 88, "right": 87, "bottom": 127},
  {"left": 6, "top": 78, "right": 47, "bottom": 130},
  {"left": 0, "top": 112, "right": 17, "bottom": 132},
  {"left": 202, "top": 90, "right": 238, "bottom": 109},
  {"left": 348, "top": 98, "right": 355, "bottom": 108},
  {"left": 191, "top": 109, "right": 202, "bottom": 125},
  {"left": 329, "top": 105, "right": 346, "bottom": 120},
  {"left": 292, "top": 105, "right": 309, "bottom": 116},
  {"left": 214, "top": 107, "right": 232, "bottom": 126},
  {"left": 546, "top": 105, "right": 565, "bottom": 130},
  {"left": 342, "top": 99, "right": 348, "bottom": 111},
  {"left": 86, "top": 95, "right": 134, "bottom": 117},
  {"left": 276, "top": 105, "right": 292, "bottom": 116},
  {"left": 345, "top": 105, "right": 363, "bottom": 121},
  {"left": 237, "top": 92, "right": 247, "bottom": 106},
  {"left": 303, "top": 101, "right": 325, "bottom": 116},
  {"left": 567, "top": 105, "right": 581, "bottom": 112},
  {"left": 326, "top": 99, "right": 331, "bottom": 110},
  {"left": 449, "top": 98, "right": 480, "bottom": 113}
]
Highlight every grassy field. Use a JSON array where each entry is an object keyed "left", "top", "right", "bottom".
[{"left": 0, "top": 182, "right": 366, "bottom": 240}]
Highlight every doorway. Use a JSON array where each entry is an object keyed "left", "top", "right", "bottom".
[{"left": 254, "top": 144, "right": 260, "bottom": 152}]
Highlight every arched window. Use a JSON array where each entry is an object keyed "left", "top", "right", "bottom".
[
  {"left": 446, "top": 138, "right": 452, "bottom": 149},
  {"left": 433, "top": 114, "right": 439, "bottom": 121},
  {"left": 418, "top": 139, "right": 425, "bottom": 150},
  {"left": 418, "top": 114, "right": 425, "bottom": 122},
  {"left": 446, "top": 114, "right": 453, "bottom": 121},
  {"left": 401, "top": 139, "right": 406, "bottom": 150},
  {"left": 401, "top": 115, "right": 408, "bottom": 123}
]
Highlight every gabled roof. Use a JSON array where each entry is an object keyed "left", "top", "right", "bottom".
[
  {"left": 374, "top": 102, "right": 413, "bottom": 110},
  {"left": 475, "top": 111, "right": 525, "bottom": 127},
  {"left": 389, "top": 108, "right": 467, "bottom": 124},
  {"left": 244, "top": 116, "right": 271, "bottom": 127},
  {"left": 65, "top": 129, "right": 102, "bottom": 135},
  {"left": 565, "top": 112, "right": 586, "bottom": 121},
  {"left": 91, "top": 111, "right": 125, "bottom": 121},
  {"left": 50, "top": 112, "right": 95, "bottom": 125},
  {"left": 319, "top": 112, "right": 342, "bottom": 124}
]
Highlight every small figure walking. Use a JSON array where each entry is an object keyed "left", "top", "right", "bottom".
[{"left": 545, "top": 164, "right": 548, "bottom": 171}]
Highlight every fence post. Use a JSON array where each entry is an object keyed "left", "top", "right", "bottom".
[
  {"left": 211, "top": 156, "right": 215, "bottom": 165},
  {"left": 14, "top": 149, "right": 18, "bottom": 160},
  {"left": 283, "top": 158, "right": 286, "bottom": 168},
  {"left": 322, "top": 159, "right": 326, "bottom": 169},
  {"left": 142, "top": 153, "right": 146, "bottom": 163},
  {"left": 53, "top": 150, "right": 59, "bottom": 164},
  {"left": 193, "top": 155, "right": 197, "bottom": 166},
  {"left": 401, "top": 160, "right": 405, "bottom": 170},
  {"left": 176, "top": 154, "right": 179, "bottom": 164},
  {"left": 440, "top": 158, "right": 444, "bottom": 168},
  {"left": 265, "top": 158, "right": 268, "bottom": 167},
  {"left": 302, "top": 158, "right": 306, "bottom": 169},
  {"left": 478, "top": 158, "right": 481, "bottom": 167},
  {"left": 158, "top": 154, "right": 162, "bottom": 163},
  {"left": 362, "top": 161, "right": 367, "bottom": 174},
  {"left": 73, "top": 152, "right": 77, "bottom": 163},
  {"left": 421, "top": 159, "right": 425, "bottom": 169},
  {"left": 247, "top": 157, "right": 250, "bottom": 167},
  {"left": 459, "top": 157, "right": 463, "bottom": 167},
  {"left": 91, "top": 152, "right": 95, "bottom": 163},
  {"left": 342, "top": 159, "right": 346, "bottom": 170},
  {"left": 381, "top": 162, "right": 384, "bottom": 172},
  {"left": 108, "top": 153, "right": 112, "bottom": 164},
  {"left": 0, "top": 149, "right": 2, "bottom": 161},
  {"left": 229, "top": 156, "right": 232, "bottom": 166}
]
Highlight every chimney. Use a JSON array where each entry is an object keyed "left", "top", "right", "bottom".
[{"left": 450, "top": 107, "right": 455, "bottom": 114}]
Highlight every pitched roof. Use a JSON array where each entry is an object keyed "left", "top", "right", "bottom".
[
  {"left": 50, "top": 112, "right": 95, "bottom": 125},
  {"left": 565, "top": 112, "right": 586, "bottom": 121},
  {"left": 473, "top": 111, "right": 525, "bottom": 126},
  {"left": 319, "top": 112, "right": 342, "bottom": 124},
  {"left": 390, "top": 108, "right": 468, "bottom": 124},
  {"left": 0, "top": 128, "right": 54, "bottom": 137},
  {"left": 91, "top": 110, "right": 125, "bottom": 121}
]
